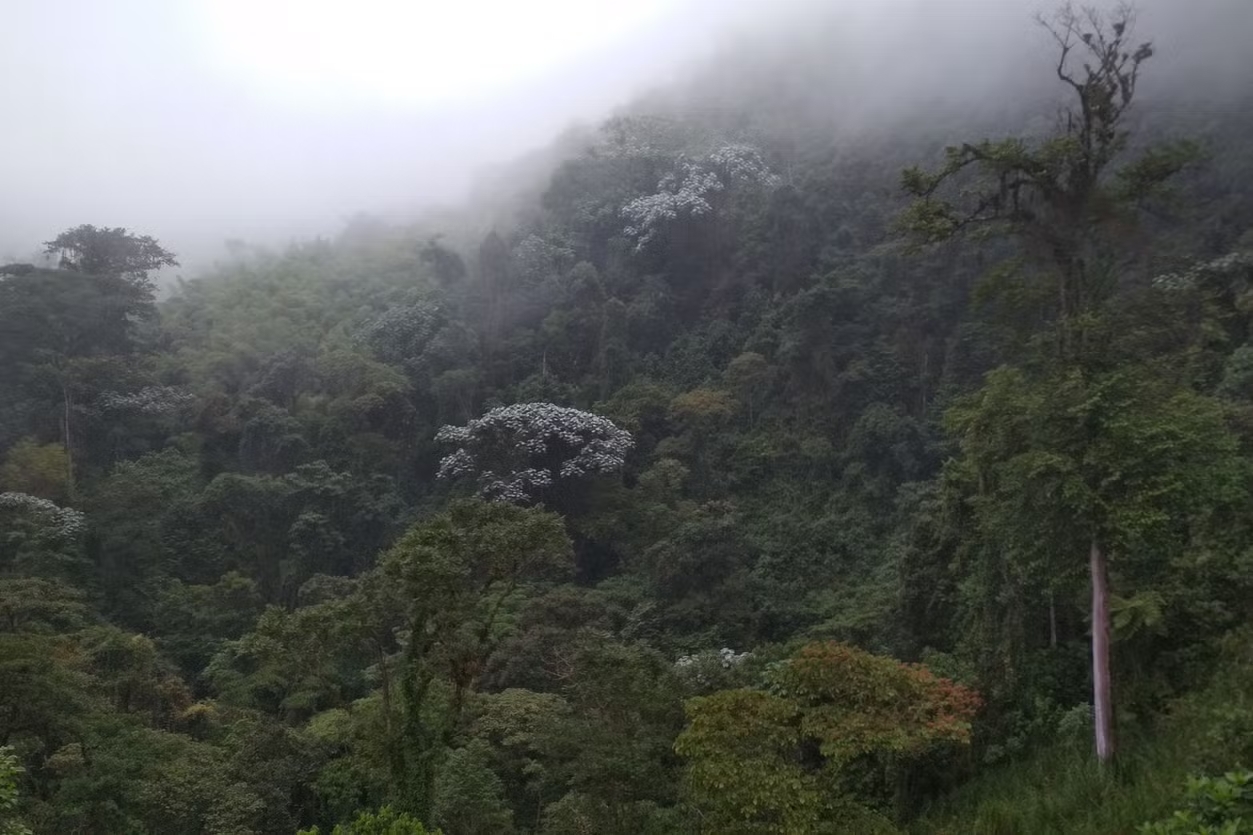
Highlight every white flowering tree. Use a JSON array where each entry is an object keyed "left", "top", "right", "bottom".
[
  {"left": 96, "top": 386, "right": 195, "bottom": 417},
  {"left": 0, "top": 492, "right": 86, "bottom": 577},
  {"left": 356, "top": 301, "right": 444, "bottom": 372},
  {"left": 622, "top": 143, "right": 780, "bottom": 250},
  {"left": 435, "top": 403, "right": 633, "bottom": 504},
  {"left": 513, "top": 234, "right": 576, "bottom": 288},
  {"left": 0, "top": 493, "right": 85, "bottom": 541},
  {"left": 675, "top": 647, "right": 751, "bottom": 690}
]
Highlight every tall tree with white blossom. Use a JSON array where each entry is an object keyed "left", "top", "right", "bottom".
[
  {"left": 622, "top": 143, "right": 780, "bottom": 250},
  {"left": 435, "top": 402, "right": 633, "bottom": 505}
]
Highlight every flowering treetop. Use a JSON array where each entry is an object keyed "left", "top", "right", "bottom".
[
  {"left": 0, "top": 492, "right": 86, "bottom": 541},
  {"left": 435, "top": 402, "right": 633, "bottom": 504},
  {"left": 622, "top": 143, "right": 780, "bottom": 250}
]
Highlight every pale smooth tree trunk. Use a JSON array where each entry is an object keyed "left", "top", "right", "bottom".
[
  {"left": 60, "top": 379, "right": 76, "bottom": 500},
  {"left": 1090, "top": 538, "right": 1115, "bottom": 763},
  {"left": 1049, "top": 588, "right": 1058, "bottom": 649}
]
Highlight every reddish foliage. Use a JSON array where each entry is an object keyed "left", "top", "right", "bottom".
[{"left": 773, "top": 641, "right": 981, "bottom": 761}]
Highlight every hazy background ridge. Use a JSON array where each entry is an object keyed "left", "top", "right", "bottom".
[{"left": 2, "top": 0, "right": 1249, "bottom": 273}]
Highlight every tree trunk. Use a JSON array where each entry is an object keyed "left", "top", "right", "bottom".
[
  {"left": 376, "top": 640, "right": 393, "bottom": 736},
  {"left": 60, "top": 378, "right": 76, "bottom": 500},
  {"left": 1090, "top": 538, "right": 1115, "bottom": 763},
  {"left": 1049, "top": 588, "right": 1058, "bottom": 649}
]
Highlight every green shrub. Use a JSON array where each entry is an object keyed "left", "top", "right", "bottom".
[{"left": 1139, "top": 772, "right": 1253, "bottom": 834}]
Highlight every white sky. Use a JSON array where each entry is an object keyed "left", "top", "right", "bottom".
[
  {"left": 0, "top": 0, "right": 736, "bottom": 267},
  {"left": 193, "top": 0, "right": 680, "bottom": 109},
  {"left": 2, "top": 0, "right": 1247, "bottom": 271}
]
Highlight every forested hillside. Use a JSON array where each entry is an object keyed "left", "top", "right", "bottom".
[{"left": 3, "top": 3, "right": 1253, "bottom": 833}]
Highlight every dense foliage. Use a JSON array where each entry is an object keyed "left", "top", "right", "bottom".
[{"left": 2, "top": 3, "right": 1253, "bottom": 833}]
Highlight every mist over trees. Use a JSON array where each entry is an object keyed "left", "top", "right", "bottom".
[{"left": 2, "top": 1, "right": 1253, "bottom": 833}]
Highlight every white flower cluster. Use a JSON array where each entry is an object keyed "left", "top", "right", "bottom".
[
  {"left": 675, "top": 647, "right": 750, "bottom": 668},
  {"left": 1153, "top": 251, "right": 1253, "bottom": 291},
  {"left": 622, "top": 143, "right": 779, "bottom": 251},
  {"left": 97, "top": 386, "right": 195, "bottom": 416},
  {"left": 473, "top": 468, "right": 555, "bottom": 505},
  {"left": 435, "top": 402, "right": 634, "bottom": 503},
  {"left": 622, "top": 162, "right": 723, "bottom": 248},
  {"left": 600, "top": 135, "right": 663, "bottom": 161},
  {"left": 709, "top": 143, "right": 782, "bottom": 188},
  {"left": 0, "top": 492, "right": 86, "bottom": 539},
  {"left": 513, "top": 234, "right": 575, "bottom": 285},
  {"left": 675, "top": 647, "right": 750, "bottom": 686},
  {"left": 357, "top": 303, "right": 442, "bottom": 364},
  {"left": 596, "top": 115, "right": 680, "bottom": 161}
]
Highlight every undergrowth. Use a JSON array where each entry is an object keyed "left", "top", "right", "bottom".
[{"left": 912, "top": 631, "right": 1253, "bottom": 835}]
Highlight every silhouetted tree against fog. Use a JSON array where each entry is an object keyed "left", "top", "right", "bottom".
[
  {"left": 476, "top": 230, "right": 512, "bottom": 362},
  {"left": 419, "top": 236, "right": 467, "bottom": 287},
  {"left": 43, "top": 224, "right": 178, "bottom": 288},
  {"left": 0, "top": 226, "right": 172, "bottom": 497}
]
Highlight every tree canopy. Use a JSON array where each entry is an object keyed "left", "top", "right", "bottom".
[{"left": 2, "top": 3, "right": 1253, "bottom": 833}]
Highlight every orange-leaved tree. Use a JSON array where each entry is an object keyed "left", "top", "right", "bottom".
[{"left": 675, "top": 641, "right": 980, "bottom": 833}]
